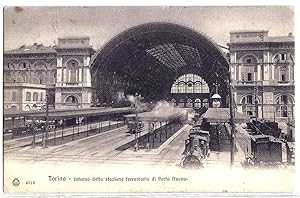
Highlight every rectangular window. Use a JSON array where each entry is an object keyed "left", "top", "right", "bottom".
[
  {"left": 281, "top": 74, "right": 286, "bottom": 82},
  {"left": 11, "top": 91, "right": 16, "bottom": 101},
  {"left": 247, "top": 73, "right": 252, "bottom": 81},
  {"left": 26, "top": 92, "right": 31, "bottom": 101},
  {"left": 281, "top": 95, "right": 288, "bottom": 104},
  {"left": 247, "top": 95, "right": 253, "bottom": 104},
  {"left": 40, "top": 92, "right": 43, "bottom": 101},
  {"left": 33, "top": 92, "right": 38, "bottom": 101},
  {"left": 281, "top": 53, "right": 287, "bottom": 61}
]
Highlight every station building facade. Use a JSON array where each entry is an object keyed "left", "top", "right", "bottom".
[
  {"left": 3, "top": 37, "right": 95, "bottom": 111},
  {"left": 228, "top": 31, "right": 295, "bottom": 122},
  {"left": 3, "top": 30, "right": 295, "bottom": 122}
]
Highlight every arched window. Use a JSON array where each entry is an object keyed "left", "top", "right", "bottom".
[
  {"left": 273, "top": 53, "right": 294, "bottom": 82},
  {"left": 241, "top": 94, "right": 259, "bottom": 116},
  {"left": 275, "top": 95, "right": 294, "bottom": 117},
  {"left": 66, "top": 60, "right": 79, "bottom": 83},
  {"left": 24, "top": 105, "right": 31, "bottom": 111},
  {"left": 18, "top": 62, "right": 31, "bottom": 70},
  {"left": 178, "top": 99, "right": 185, "bottom": 107},
  {"left": 280, "top": 66, "right": 288, "bottom": 82},
  {"left": 202, "top": 98, "right": 209, "bottom": 108},
  {"left": 171, "top": 74, "right": 209, "bottom": 94},
  {"left": 33, "top": 61, "right": 47, "bottom": 70},
  {"left": 66, "top": 95, "right": 79, "bottom": 104},
  {"left": 273, "top": 53, "right": 293, "bottom": 64},
  {"left": 240, "top": 54, "right": 258, "bottom": 83},
  {"left": 17, "top": 73, "right": 27, "bottom": 83},
  {"left": 7, "top": 62, "right": 15, "bottom": 70},
  {"left": 10, "top": 106, "right": 17, "bottom": 110},
  {"left": 186, "top": 98, "right": 193, "bottom": 108},
  {"left": 32, "top": 104, "right": 37, "bottom": 110},
  {"left": 194, "top": 98, "right": 201, "bottom": 109}
]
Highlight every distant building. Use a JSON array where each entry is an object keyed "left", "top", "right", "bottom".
[
  {"left": 3, "top": 38, "right": 95, "bottom": 111},
  {"left": 3, "top": 43, "right": 57, "bottom": 111},
  {"left": 228, "top": 30, "right": 295, "bottom": 122}
]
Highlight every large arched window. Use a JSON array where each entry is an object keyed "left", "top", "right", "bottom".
[
  {"left": 170, "top": 73, "right": 209, "bottom": 94},
  {"left": 241, "top": 94, "right": 259, "bottom": 116},
  {"left": 275, "top": 95, "right": 294, "bottom": 117},
  {"left": 273, "top": 53, "right": 294, "bottom": 82},
  {"left": 240, "top": 54, "right": 259, "bottom": 83},
  {"left": 66, "top": 59, "right": 80, "bottom": 83}
]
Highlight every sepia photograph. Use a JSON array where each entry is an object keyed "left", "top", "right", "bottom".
[{"left": 2, "top": 6, "right": 296, "bottom": 193}]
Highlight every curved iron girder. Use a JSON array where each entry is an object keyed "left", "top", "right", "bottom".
[{"left": 90, "top": 22, "right": 230, "bottom": 101}]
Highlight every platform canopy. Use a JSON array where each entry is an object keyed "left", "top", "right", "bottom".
[
  {"left": 24, "top": 107, "right": 134, "bottom": 121},
  {"left": 202, "top": 108, "right": 250, "bottom": 123}
]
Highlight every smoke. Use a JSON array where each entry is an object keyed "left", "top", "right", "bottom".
[
  {"left": 126, "top": 94, "right": 150, "bottom": 112},
  {"left": 151, "top": 101, "right": 181, "bottom": 116},
  {"left": 183, "top": 108, "right": 196, "bottom": 123},
  {"left": 125, "top": 96, "right": 196, "bottom": 122},
  {"left": 126, "top": 95, "right": 136, "bottom": 104},
  {"left": 151, "top": 100, "right": 196, "bottom": 123},
  {"left": 116, "top": 91, "right": 125, "bottom": 102}
]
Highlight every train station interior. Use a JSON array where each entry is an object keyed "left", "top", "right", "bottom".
[{"left": 4, "top": 22, "right": 295, "bottom": 172}]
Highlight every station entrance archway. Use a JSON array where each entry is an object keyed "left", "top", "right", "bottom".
[{"left": 90, "top": 22, "right": 230, "bottom": 107}]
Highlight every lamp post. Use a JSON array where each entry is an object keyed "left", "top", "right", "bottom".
[
  {"left": 134, "top": 92, "right": 139, "bottom": 151},
  {"left": 214, "top": 68, "right": 236, "bottom": 167},
  {"left": 42, "top": 90, "right": 50, "bottom": 148},
  {"left": 228, "top": 70, "right": 236, "bottom": 168}
]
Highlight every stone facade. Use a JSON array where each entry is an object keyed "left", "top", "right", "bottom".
[
  {"left": 3, "top": 43, "right": 57, "bottom": 111},
  {"left": 228, "top": 31, "right": 295, "bottom": 122},
  {"left": 3, "top": 37, "right": 95, "bottom": 111},
  {"left": 54, "top": 37, "right": 95, "bottom": 109}
]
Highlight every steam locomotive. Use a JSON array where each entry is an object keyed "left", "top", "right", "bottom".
[{"left": 182, "top": 125, "right": 210, "bottom": 168}]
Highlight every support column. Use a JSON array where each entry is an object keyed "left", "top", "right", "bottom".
[
  {"left": 61, "top": 120, "right": 64, "bottom": 140},
  {"left": 54, "top": 123, "right": 57, "bottom": 145},
  {"left": 238, "top": 65, "right": 242, "bottom": 81},
  {"left": 165, "top": 121, "right": 168, "bottom": 138},
  {"left": 257, "top": 65, "right": 261, "bottom": 81},
  {"left": 271, "top": 65, "right": 275, "bottom": 81},
  {"left": 77, "top": 119, "right": 80, "bottom": 136},
  {"left": 86, "top": 118, "right": 89, "bottom": 137},
  {"left": 160, "top": 121, "right": 162, "bottom": 142},
  {"left": 72, "top": 124, "right": 75, "bottom": 141}
]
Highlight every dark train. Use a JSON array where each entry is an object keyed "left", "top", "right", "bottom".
[
  {"left": 182, "top": 125, "right": 210, "bottom": 168},
  {"left": 124, "top": 116, "right": 144, "bottom": 133},
  {"left": 244, "top": 135, "right": 283, "bottom": 167}
]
